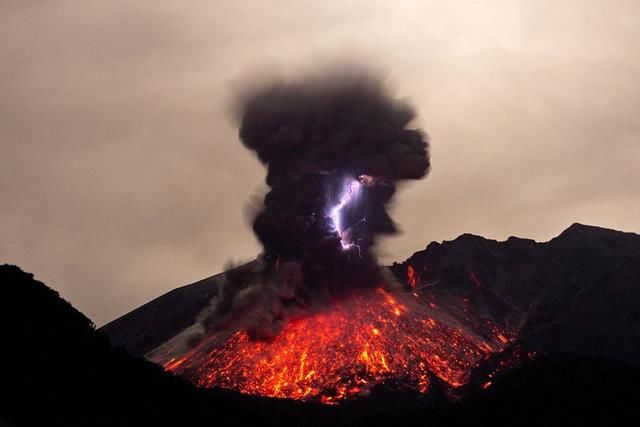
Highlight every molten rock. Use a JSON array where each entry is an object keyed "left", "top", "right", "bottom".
[{"left": 165, "top": 287, "right": 510, "bottom": 403}]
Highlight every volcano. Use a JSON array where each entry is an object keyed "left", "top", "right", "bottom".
[
  {"left": 98, "top": 75, "right": 640, "bottom": 410},
  {"left": 101, "top": 223, "right": 640, "bottom": 405}
]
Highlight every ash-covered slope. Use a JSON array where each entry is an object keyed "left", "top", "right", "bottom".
[
  {"left": 101, "top": 262, "right": 256, "bottom": 357},
  {"left": 102, "top": 223, "right": 640, "bottom": 367}
]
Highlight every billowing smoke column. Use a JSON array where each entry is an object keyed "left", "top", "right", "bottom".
[{"left": 194, "top": 71, "right": 430, "bottom": 342}]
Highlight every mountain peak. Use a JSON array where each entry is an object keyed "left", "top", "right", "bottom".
[
  {"left": 554, "top": 222, "right": 637, "bottom": 242},
  {"left": 562, "top": 222, "right": 607, "bottom": 235}
]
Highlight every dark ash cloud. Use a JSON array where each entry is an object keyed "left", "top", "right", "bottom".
[{"left": 193, "top": 71, "right": 430, "bottom": 341}]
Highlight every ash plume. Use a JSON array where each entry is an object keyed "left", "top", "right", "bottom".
[{"left": 193, "top": 70, "right": 430, "bottom": 343}]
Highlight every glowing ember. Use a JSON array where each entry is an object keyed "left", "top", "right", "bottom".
[{"left": 164, "top": 288, "right": 509, "bottom": 404}]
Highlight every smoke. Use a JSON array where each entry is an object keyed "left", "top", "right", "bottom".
[{"left": 193, "top": 69, "right": 430, "bottom": 343}]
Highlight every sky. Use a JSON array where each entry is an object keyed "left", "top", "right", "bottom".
[{"left": 1, "top": 0, "right": 639, "bottom": 326}]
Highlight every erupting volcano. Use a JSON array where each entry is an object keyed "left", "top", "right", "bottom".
[{"left": 151, "top": 70, "right": 510, "bottom": 402}]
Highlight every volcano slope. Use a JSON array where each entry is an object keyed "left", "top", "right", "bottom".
[{"left": 2, "top": 223, "right": 640, "bottom": 425}]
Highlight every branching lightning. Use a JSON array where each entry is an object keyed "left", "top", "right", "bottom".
[{"left": 329, "top": 179, "right": 362, "bottom": 251}]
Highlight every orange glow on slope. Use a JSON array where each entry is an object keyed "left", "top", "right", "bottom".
[
  {"left": 407, "top": 265, "right": 418, "bottom": 288},
  {"left": 164, "top": 288, "right": 510, "bottom": 404}
]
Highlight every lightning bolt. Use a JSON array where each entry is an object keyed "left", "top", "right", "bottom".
[{"left": 329, "top": 179, "right": 363, "bottom": 251}]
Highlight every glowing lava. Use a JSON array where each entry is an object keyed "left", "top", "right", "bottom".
[{"left": 164, "top": 287, "right": 509, "bottom": 404}]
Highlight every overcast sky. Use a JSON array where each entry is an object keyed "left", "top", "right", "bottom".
[{"left": 1, "top": 0, "right": 639, "bottom": 326}]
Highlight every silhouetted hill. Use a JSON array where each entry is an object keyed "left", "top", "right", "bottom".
[
  {"left": 0, "top": 264, "right": 301, "bottom": 425},
  {"left": 357, "top": 352, "right": 640, "bottom": 426},
  {"left": 461, "top": 352, "right": 640, "bottom": 425}
]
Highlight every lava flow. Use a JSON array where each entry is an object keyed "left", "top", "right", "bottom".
[{"left": 164, "top": 287, "right": 509, "bottom": 404}]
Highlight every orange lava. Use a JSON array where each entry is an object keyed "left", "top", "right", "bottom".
[
  {"left": 407, "top": 265, "right": 418, "bottom": 288},
  {"left": 165, "top": 287, "right": 507, "bottom": 404}
]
